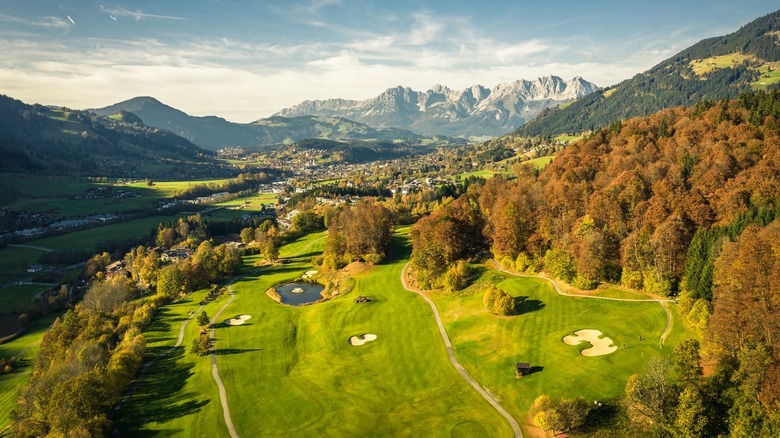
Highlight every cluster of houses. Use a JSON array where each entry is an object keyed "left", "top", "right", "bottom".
[
  {"left": 6, "top": 213, "right": 119, "bottom": 240},
  {"left": 71, "top": 186, "right": 140, "bottom": 200}
]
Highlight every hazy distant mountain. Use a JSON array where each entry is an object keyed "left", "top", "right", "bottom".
[
  {"left": 89, "top": 97, "right": 445, "bottom": 150},
  {"left": 516, "top": 10, "right": 780, "bottom": 136},
  {"left": 274, "top": 76, "right": 599, "bottom": 138}
]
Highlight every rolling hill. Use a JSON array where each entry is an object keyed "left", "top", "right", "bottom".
[
  {"left": 89, "top": 97, "right": 449, "bottom": 150},
  {"left": 516, "top": 9, "right": 780, "bottom": 137},
  {"left": 0, "top": 94, "right": 216, "bottom": 177}
]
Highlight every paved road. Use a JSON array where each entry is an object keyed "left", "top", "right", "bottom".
[
  {"left": 491, "top": 259, "right": 675, "bottom": 348},
  {"left": 210, "top": 285, "right": 240, "bottom": 438},
  {"left": 400, "top": 263, "right": 523, "bottom": 438}
]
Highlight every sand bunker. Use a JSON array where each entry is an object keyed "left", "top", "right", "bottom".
[
  {"left": 563, "top": 329, "right": 617, "bottom": 356},
  {"left": 225, "top": 315, "right": 252, "bottom": 326},
  {"left": 348, "top": 334, "right": 377, "bottom": 346},
  {"left": 302, "top": 270, "right": 318, "bottom": 279}
]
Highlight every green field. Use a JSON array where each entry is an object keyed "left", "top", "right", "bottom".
[
  {"left": 751, "top": 61, "right": 780, "bottom": 90},
  {"left": 0, "top": 174, "right": 233, "bottom": 217},
  {"left": 524, "top": 155, "right": 555, "bottom": 170},
  {"left": 119, "top": 230, "right": 513, "bottom": 436},
  {"left": 431, "top": 267, "right": 695, "bottom": 429},
  {"left": 451, "top": 169, "right": 502, "bottom": 180},
  {"left": 0, "top": 314, "right": 59, "bottom": 432},
  {"left": 553, "top": 135, "right": 581, "bottom": 143},
  {"left": 0, "top": 215, "right": 179, "bottom": 284},
  {"left": 690, "top": 52, "right": 754, "bottom": 75},
  {"left": 0, "top": 285, "right": 46, "bottom": 314}
]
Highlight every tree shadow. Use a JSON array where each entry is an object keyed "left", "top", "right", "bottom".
[
  {"left": 514, "top": 296, "right": 545, "bottom": 314},
  {"left": 212, "top": 348, "right": 261, "bottom": 356},
  {"left": 116, "top": 346, "right": 209, "bottom": 434}
]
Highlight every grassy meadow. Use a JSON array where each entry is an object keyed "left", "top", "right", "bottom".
[
  {"left": 430, "top": 267, "right": 695, "bottom": 429},
  {"left": 0, "top": 174, "right": 233, "bottom": 217},
  {"left": 0, "top": 314, "right": 59, "bottom": 433}
]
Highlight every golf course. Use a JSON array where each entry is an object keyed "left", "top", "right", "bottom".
[{"left": 116, "top": 228, "right": 694, "bottom": 437}]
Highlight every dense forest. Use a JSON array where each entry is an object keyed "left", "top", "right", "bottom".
[
  {"left": 516, "top": 10, "right": 780, "bottom": 137},
  {"left": 411, "top": 90, "right": 780, "bottom": 435}
]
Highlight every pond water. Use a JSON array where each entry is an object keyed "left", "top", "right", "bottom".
[{"left": 275, "top": 282, "right": 325, "bottom": 305}]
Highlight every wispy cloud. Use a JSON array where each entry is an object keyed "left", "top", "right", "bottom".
[
  {"left": 98, "top": 5, "right": 190, "bottom": 21},
  {"left": 296, "top": 0, "right": 342, "bottom": 16},
  {"left": 0, "top": 14, "right": 72, "bottom": 30}
]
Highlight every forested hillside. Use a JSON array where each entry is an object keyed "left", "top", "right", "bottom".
[
  {"left": 516, "top": 10, "right": 780, "bottom": 137},
  {"left": 411, "top": 90, "right": 780, "bottom": 435},
  {"left": 0, "top": 95, "right": 218, "bottom": 177}
]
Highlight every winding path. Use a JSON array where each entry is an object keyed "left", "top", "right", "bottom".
[
  {"left": 8, "top": 244, "right": 58, "bottom": 253},
  {"left": 491, "top": 260, "right": 675, "bottom": 348},
  {"left": 114, "top": 301, "right": 206, "bottom": 414},
  {"left": 210, "top": 285, "right": 240, "bottom": 438},
  {"left": 400, "top": 263, "right": 523, "bottom": 438}
]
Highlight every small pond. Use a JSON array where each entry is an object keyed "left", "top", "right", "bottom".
[{"left": 275, "top": 282, "right": 325, "bottom": 305}]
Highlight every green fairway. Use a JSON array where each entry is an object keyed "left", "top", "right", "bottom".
[
  {"left": 116, "top": 288, "right": 234, "bottom": 437},
  {"left": 120, "top": 229, "right": 513, "bottom": 437},
  {"left": 0, "top": 314, "right": 58, "bottom": 432},
  {"left": 430, "top": 268, "right": 696, "bottom": 430}
]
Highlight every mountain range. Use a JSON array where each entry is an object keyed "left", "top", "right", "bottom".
[
  {"left": 274, "top": 76, "right": 598, "bottom": 138},
  {"left": 516, "top": 10, "right": 780, "bottom": 137},
  {"left": 89, "top": 97, "right": 447, "bottom": 151}
]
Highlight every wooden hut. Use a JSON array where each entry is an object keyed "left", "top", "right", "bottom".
[{"left": 515, "top": 362, "right": 531, "bottom": 377}]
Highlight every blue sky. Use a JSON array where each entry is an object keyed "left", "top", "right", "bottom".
[{"left": 0, "top": 1, "right": 777, "bottom": 122}]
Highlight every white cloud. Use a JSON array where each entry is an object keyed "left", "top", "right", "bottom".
[{"left": 98, "top": 5, "right": 190, "bottom": 21}]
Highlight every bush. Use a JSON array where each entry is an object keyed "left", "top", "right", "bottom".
[
  {"left": 363, "top": 252, "right": 384, "bottom": 265},
  {"left": 443, "top": 260, "right": 471, "bottom": 292},
  {"left": 572, "top": 274, "right": 597, "bottom": 290},
  {"left": 544, "top": 248, "right": 576, "bottom": 283},
  {"left": 484, "top": 285, "right": 515, "bottom": 316}
]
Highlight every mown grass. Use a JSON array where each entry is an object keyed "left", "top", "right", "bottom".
[
  {"left": 120, "top": 229, "right": 513, "bottom": 436},
  {"left": 451, "top": 169, "right": 501, "bottom": 180},
  {"left": 751, "top": 61, "right": 780, "bottom": 90},
  {"left": 431, "top": 270, "right": 695, "bottom": 431},
  {"left": 116, "top": 288, "right": 232, "bottom": 437},
  {"left": 690, "top": 52, "right": 754, "bottom": 75},
  {"left": 524, "top": 155, "right": 555, "bottom": 170},
  {"left": 0, "top": 314, "right": 59, "bottom": 432}
]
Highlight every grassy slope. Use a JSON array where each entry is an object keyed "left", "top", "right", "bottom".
[
  {"left": 116, "top": 288, "right": 232, "bottom": 437},
  {"left": 0, "top": 314, "right": 59, "bottom": 432},
  {"left": 120, "top": 230, "right": 512, "bottom": 437},
  {"left": 431, "top": 269, "right": 695, "bottom": 430}
]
